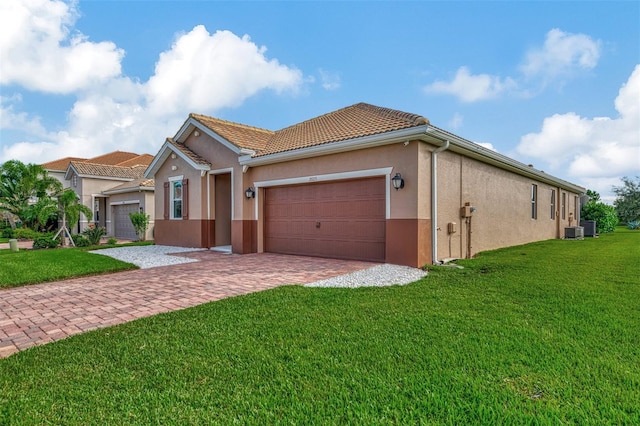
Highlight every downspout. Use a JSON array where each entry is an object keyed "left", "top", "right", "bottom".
[{"left": 431, "top": 139, "right": 450, "bottom": 264}]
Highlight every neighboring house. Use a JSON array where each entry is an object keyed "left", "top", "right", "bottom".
[
  {"left": 43, "top": 151, "right": 155, "bottom": 240},
  {"left": 145, "top": 103, "right": 585, "bottom": 267}
]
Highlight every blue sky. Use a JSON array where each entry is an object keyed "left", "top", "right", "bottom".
[{"left": 1, "top": 0, "right": 638, "bottom": 201}]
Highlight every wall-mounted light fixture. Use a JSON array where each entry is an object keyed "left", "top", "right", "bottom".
[
  {"left": 171, "top": 153, "right": 176, "bottom": 159},
  {"left": 194, "top": 130, "right": 200, "bottom": 137},
  {"left": 171, "top": 165, "right": 178, "bottom": 171},
  {"left": 392, "top": 173, "right": 405, "bottom": 190},
  {"left": 245, "top": 187, "right": 255, "bottom": 199}
]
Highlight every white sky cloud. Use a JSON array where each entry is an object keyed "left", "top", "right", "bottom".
[
  {"left": 146, "top": 27, "right": 303, "bottom": 116},
  {"left": 0, "top": 1, "right": 305, "bottom": 164},
  {"left": 424, "top": 67, "right": 517, "bottom": 102},
  {"left": 447, "top": 112, "right": 463, "bottom": 130},
  {"left": 424, "top": 28, "right": 601, "bottom": 103},
  {"left": 0, "top": 0, "right": 123, "bottom": 93},
  {"left": 520, "top": 28, "right": 601, "bottom": 81},
  {"left": 318, "top": 69, "right": 341, "bottom": 91},
  {"left": 517, "top": 65, "right": 640, "bottom": 201}
]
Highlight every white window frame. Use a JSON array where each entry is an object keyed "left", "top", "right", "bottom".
[
  {"left": 550, "top": 189, "right": 556, "bottom": 220},
  {"left": 169, "top": 175, "right": 184, "bottom": 220}
]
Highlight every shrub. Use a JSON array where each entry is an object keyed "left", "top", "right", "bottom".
[
  {"left": 72, "top": 234, "right": 91, "bottom": 247},
  {"left": 627, "top": 221, "right": 639, "bottom": 230},
  {"left": 107, "top": 237, "right": 118, "bottom": 245},
  {"left": 129, "top": 212, "right": 149, "bottom": 241},
  {"left": 82, "top": 224, "right": 106, "bottom": 246},
  {"left": 2, "top": 228, "right": 14, "bottom": 239},
  {"left": 13, "top": 228, "right": 40, "bottom": 240},
  {"left": 32, "top": 233, "right": 60, "bottom": 249},
  {"left": 581, "top": 199, "right": 618, "bottom": 233}
]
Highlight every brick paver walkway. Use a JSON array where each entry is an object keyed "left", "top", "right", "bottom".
[{"left": 0, "top": 251, "right": 375, "bottom": 358}]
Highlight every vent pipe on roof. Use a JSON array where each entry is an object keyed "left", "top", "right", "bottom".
[{"left": 430, "top": 136, "right": 450, "bottom": 265}]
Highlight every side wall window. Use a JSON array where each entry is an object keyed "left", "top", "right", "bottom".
[
  {"left": 171, "top": 180, "right": 183, "bottom": 219},
  {"left": 167, "top": 176, "right": 187, "bottom": 220},
  {"left": 531, "top": 184, "right": 538, "bottom": 220},
  {"left": 562, "top": 192, "right": 566, "bottom": 220},
  {"left": 550, "top": 189, "right": 556, "bottom": 220}
]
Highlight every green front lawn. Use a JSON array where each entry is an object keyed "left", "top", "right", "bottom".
[
  {"left": 1, "top": 230, "right": 638, "bottom": 424},
  {"left": 0, "top": 248, "right": 137, "bottom": 288}
]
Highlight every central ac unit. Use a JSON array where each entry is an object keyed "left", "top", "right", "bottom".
[{"left": 564, "top": 226, "right": 584, "bottom": 239}]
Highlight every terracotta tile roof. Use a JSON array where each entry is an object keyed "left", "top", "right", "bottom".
[
  {"left": 262, "top": 103, "right": 428, "bottom": 156},
  {"left": 70, "top": 161, "right": 146, "bottom": 179},
  {"left": 190, "top": 113, "right": 273, "bottom": 152},
  {"left": 115, "top": 153, "right": 155, "bottom": 167},
  {"left": 86, "top": 151, "right": 140, "bottom": 165},
  {"left": 167, "top": 138, "right": 212, "bottom": 168},
  {"left": 104, "top": 178, "right": 155, "bottom": 193},
  {"left": 42, "top": 157, "right": 87, "bottom": 171},
  {"left": 189, "top": 103, "right": 429, "bottom": 158}
]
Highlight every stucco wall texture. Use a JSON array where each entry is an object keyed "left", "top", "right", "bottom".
[{"left": 153, "top": 131, "right": 582, "bottom": 267}]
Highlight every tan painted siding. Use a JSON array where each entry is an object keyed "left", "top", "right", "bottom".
[{"left": 435, "top": 150, "right": 581, "bottom": 260}]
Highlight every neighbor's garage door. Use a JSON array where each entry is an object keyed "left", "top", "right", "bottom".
[
  {"left": 265, "top": 177, "right": 385, "bottom": 262},
  {"left": 113, "top": 203, "right": 139, "bottom": 240}
]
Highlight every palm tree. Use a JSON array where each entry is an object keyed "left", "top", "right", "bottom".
[
  {"left": 54, "top": 189, "right": 92, "bottom": 246},
  {"left": 0, "top": 160, "right": 62, "bottom": 228}
]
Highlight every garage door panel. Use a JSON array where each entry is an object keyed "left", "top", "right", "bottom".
[
  {"left": 113, "top": 203, "right": 139, "bottom": 240},
  {"left": 265, "top": 178, "right": 385, "bottom": 262}
]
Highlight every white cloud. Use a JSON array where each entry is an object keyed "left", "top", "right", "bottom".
[
  {"left": 146, "top": 26, "right": 303, "bottom": 116},
  {"left": 520, "top": 28, "right": 601, "bottom": 81},
  {"left": 424, "top": 28, "right": 601, "bottom": 102},
  {"left": 448, "top": 112, "right": 463, "bottom": 130},
  {"left": 0, "top": 0, "right": 124, "bottom": 93},
  {"left": 476, "top": 142, "right": 496, "bottom": 151},
  {"left": 517, "top": 65, "right": 640, "bottom": 200},
  {"left": 318, "top": 69, "right": 341, "bottom": 90},
  {"left": 0, "top": 1, "right": 305, "bottom": 165},
  {"left": 423, "top": 66, "right": 517, "bottom": 102}
]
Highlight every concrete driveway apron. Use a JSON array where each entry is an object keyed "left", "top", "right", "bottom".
[{"left": 0, "top": 251, "right": 375, "bottom": 358}]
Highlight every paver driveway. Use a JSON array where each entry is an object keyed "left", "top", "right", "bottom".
[{"left": 0, "top": 251, "right": 376, "bottom": 358}]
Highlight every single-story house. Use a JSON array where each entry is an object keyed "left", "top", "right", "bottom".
[
  {"left": 145, "top": 103, "right": 585, "bottom": 267},
  {"left": 43, "top": 151, "right": 155, "bottom": 240}
]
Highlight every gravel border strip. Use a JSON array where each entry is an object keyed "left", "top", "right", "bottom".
[
  {"left": 304, "top": 263, "right": 428, "bottom": 288},
  {"left": 90, "top": 245, "right": 205, "bottom": 269}
]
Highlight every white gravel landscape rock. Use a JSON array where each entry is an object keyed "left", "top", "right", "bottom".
[
  {"left": 91, "top": 246, "right": 428, "bottom": 287},
  {"left": 90, "top": 245, "right": 205, "bottom": 269},
  {"left": 304, "top": 263, "right": 428, "bottom": 288}
]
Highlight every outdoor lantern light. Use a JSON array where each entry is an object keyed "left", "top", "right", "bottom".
[
  {"left": 245, "top": 187, "right": 255, "bottom": 199},
  {"left": 392, "top": 173, "right": 404, "bottom": 190}
]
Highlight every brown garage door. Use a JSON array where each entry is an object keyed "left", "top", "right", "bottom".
[
  {"left": 265, "top": 177, "right": 385, "bottom": 262},
  {"left": 113, "top": 203, "right": 139, "bottom": 240}
]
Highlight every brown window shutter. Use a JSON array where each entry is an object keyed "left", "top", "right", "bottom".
[
  {"left": 163, "top": 182, "right": 169, "bottom": 220},
  {"left": 182, "top": 179, "right": 189, "bottom": 219}
]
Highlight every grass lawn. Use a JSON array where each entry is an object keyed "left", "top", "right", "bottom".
[
  {"left": 0, "top": 246, "right": 138, "bottom": 288},
  {"left": 1, "top": 230, "right": 638, "bottom": 424}
]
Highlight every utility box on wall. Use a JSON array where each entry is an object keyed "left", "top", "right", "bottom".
[{"left": 565, "top": 226, "right": 584, "bottom": 240}]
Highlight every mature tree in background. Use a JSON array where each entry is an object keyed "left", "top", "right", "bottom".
[
  {"left": 0, "top": 160, "right": 62, "bottom": 228},
  {"left": 613, "top": 176, "right": 640, "bottom": 224},
  {"left": 581, "top": 189, "right": 618, "bottom": 233}
]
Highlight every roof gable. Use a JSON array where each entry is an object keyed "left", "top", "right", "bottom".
[{"left": 144, "top": 139, "right": 212, "bottom": 178}]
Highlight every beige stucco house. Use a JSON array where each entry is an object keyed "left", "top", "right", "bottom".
[
  {"left": 43, "top": 152, "right": 155, "bottom": 240},
  {"left": 145, "top": 103, "right": 585, "bottom": 267}
]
